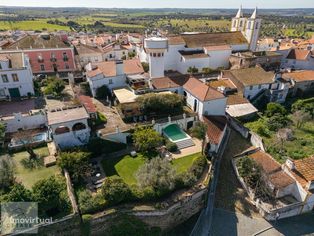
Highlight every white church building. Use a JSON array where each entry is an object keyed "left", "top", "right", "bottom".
[{"left": 137, "top": 7, "right": 261, "bottom": 74}]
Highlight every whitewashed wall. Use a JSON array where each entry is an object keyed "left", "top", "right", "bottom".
[
  {"left": 87, "top": 74, "right": 126, "bottom": 97},
  {"left": 202, "top": 98, "right": 227, "bottom": 116},
  {"left": 177, "top": 57, "right": 209, "bottom": 74},
  {"left": 164, "top": 44, "right": 185, "bottom": 71},
  {"left": 243, "top": 83, "right": 271, "bottom": 99},
  {"left": 50, "top": 119, "right": 90, "bottom": 149},
  {"left": 205, "top": 49, "right": 232, "bottom": 69},
  {"left": 3, "top": 112, "right": 47, "bottom": 133}
]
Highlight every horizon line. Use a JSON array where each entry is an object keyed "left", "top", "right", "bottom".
[{"left": 1, "top": 5, "right": 314, "bottom": 10}]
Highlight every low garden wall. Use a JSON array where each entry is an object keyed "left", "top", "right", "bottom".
[
  {"left": 250, "top": 131, "right": 265, "bottom": 151},
  {"left": 226, "top": 115, "right": 249, "bottom": 138}
]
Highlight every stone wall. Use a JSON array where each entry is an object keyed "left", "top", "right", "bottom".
[
  {"left": 88, "top": 188, "right": 207, "bottom": 235},
  {"left": 250, "top": 131, "right": 265, "bottom": 151},
  {"left": 226, "top": 115, "right": 249, "bottom": 138}
]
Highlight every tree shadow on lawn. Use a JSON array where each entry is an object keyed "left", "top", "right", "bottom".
[{"left": 101, "top": 155, "right": 125, "bottom": 177}]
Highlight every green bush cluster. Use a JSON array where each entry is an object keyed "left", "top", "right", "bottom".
[
  {"left": 176, "top": 155, "right": 207, "bottom": 187},
  {"left": 1, "top": 176, "right": 70, "bottom": 217},
  {"left": 165, "top": 140, "right": 178, "bottom": 152},
  {"left": 136, "top": 93, "right": 184, "bottom": 116}
]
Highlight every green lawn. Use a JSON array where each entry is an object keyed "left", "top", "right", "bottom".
[
  {"left": 102, "top": 154, "right": 146, "bottom": 186},
  {"left": 101, "top": 152, "right": 202, "bottom": 186},
  {"left": 11, "top": 146, "right": 60, "bottom": 189},
  {"left": 172, "top": 152, "right": 202, "bottom": 174}
]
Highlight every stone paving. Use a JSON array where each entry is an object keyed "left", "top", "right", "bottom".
[
  {"left": 211, "top": 208, "right": 314, "bottom": 236},
  {"left": 171, "top": 138, "right": 202, "bottom": 159}
]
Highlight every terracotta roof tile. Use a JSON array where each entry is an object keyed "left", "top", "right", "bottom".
[
  {"left": 152, "top": 75, "right": 189, "bottom": 89},
  {"left": 282, "top": 70, "right": 314, "bottom": 82},
  {"left": 249, "top": 150, "right": 281, "bottom": 174},
  {"left": 183, "top": 77, "right": 225, "bottom": 102},
  {"left": 0, "top": 52, "right": 24, "bottom": 68},
  {"left": 226, "top": 93, "right": 249, "bottom": 105},
  {"left": 87, "top": 58, "right": 144, "bottom": 78},
  {"left": 204, "top": 45, "right": 231, "bottom": 51},
  {"left": 79, "top": 95, "right": 97, "bottom": 113},
  {"left": 286, "top": 49, "right": 310, "bottom": 60},
  {"left": 181, "top": 32, "right": 248, "bottom": 48},
  {"left": 293, "top": 156, "right": 314, "bottom": 183},
  {"left": 208, "top": 79, "right": 237, "bottom": 90},
  {"left": 6, "top": 34, "right": 70, "bottom": 49},
  {"left": 168, "top": 36, "right": 186, "bottom": 45},
  {"left": 248, "top": 150, "right": 296, "bottom": 189},
  {"left": 94, "top": 61, "right": 116, "bottom": 77},
  {"left": 75, "top": 44, "right": 103, "bottom": 55},
  {"left": 123, "top": 58, "right": 144, "bottom": 75},
  {"left": 227, "top": 67, "right": 275, "bottom": 86},
  {"left": 203, "top": 116, "right": 227, "bottom": 144}
]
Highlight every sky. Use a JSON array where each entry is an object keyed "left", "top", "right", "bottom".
[{"left": 1, "top": 0, "right": 314, "bottom": 9}]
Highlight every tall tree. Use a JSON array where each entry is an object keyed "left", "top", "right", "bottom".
[
  {"left": 0, "top": 155, "right": 15, "bottom": 192},
  {"left": 14, "top": 130, "right": 38, "bottom": 160},
  {"left": 190, "top": 122, "right": 207, "bottom": 154},
  {"left": 276, "top": 128, "right": 293, "bottom": 152},
  {"left": 58, "top": 151, "right": 91, "bottom": 182},
  {"left": 133, "top": 126, "right": 163, "bottom": 153},
  {"left": 136, "top": 157, "right": 176, "bottom": 194},
  {"left": 32, "top": 176, "right": 66, "bottom": 214},
  {"left": 101, "top": 176, "right": 131, "bottom": 204},
  {"left": 292, "top": 110, "right": 311, "bottom": 128}
]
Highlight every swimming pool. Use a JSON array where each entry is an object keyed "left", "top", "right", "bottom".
[
  {"left": 8, "top": 132, "right": 48, "bottom": 149},
  {"left": 163, "top": 124, "right": 188, "bottom": 142}
]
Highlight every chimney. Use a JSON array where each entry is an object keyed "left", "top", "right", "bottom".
[
  {"left": 116, "top": 60, "right": 124, "bottom": 75},
  {"left": 285, "top": 158, "right": 295, "bottom": 170}
]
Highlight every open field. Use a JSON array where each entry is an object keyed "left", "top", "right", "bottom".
[
  {"left": 155, "top": 19, "right": 230, "bottom": 28},
  {"left": 11, "top": 146, "right": 60, "bottom": 189},
  {"left": 0, "top": 19, "right": 70, "bottom": 31}
]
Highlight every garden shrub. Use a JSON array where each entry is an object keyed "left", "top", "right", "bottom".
[
  {"left": 78, "top": 190, "right": 106, "bottom": 214},
  {"left": 101, "top": 176, "right": 132, "bottom": 205},
  {"left": 166, "top": 140, "right": 178, "bottom": 152}
]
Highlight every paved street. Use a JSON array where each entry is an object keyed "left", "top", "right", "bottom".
[{"left": 211, "top": 208, "right": 314, "bottom": 236}]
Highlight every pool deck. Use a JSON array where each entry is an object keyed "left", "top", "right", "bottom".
[{"left": 171, "top": 138, "right": 202, "bottom": 159}]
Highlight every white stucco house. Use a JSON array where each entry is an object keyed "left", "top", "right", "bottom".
[
  {"left": 47, "top": 106, "right": 91, "bottom": 149},
  {"left": 0, "top": 51, "right": 34, "bottom": 100},
  {"left": 137, "top": 7, "right": 262, "bottom": 74},
  {"left": 282, "top": 70, "right": 314, "bottom": 96},
  {"left": 86, "top": 58, "right": 144, "bottom": 97},
  {"left": 281, "top": 49, "right": 314, "bottom": 70},
  {"left": 75, "top": 44, "right": 105, "bottom": 67},
  {"left": 183, "top": 77, "right": 227, "bottom": 117},
  {"left": 221, "top": 67, "right": 275, "bottom": 100}
]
